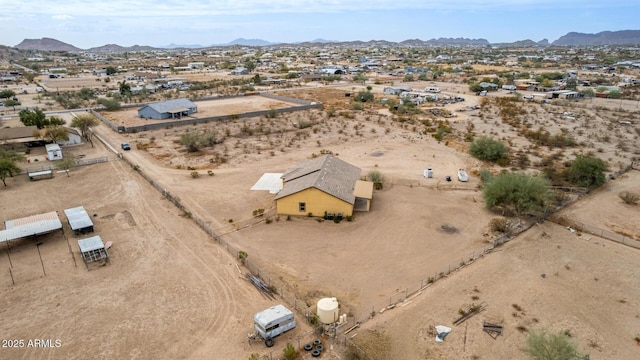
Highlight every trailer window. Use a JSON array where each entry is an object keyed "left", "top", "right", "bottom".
[
  {"left": 266, "top": 323, "right": 280, "bottom": 332},
  {"left": 299, "top": 202, "right": 306, "bottom": 212}
]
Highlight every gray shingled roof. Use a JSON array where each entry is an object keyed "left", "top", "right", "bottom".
[
  {"left": 140, "top": 98, "right": 197, "bottom": 114},
  {"left": 274, "top": 155, "right": 361, "bottom": 204}
]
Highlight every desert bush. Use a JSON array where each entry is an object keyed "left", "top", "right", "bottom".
[
  {"left": 479, "top": 168, "right": 493, "bottom": 183},
  {"left": 619, "top": 191, "right": 639, "bottom": 205},
  {"left": 238, "top": 250, "right": 248, "bottom": 265},
  {"left": 368, "top": 170, "right": 385, "bottom": 189},
  {"left": 565, "top": 155, "right": 607, "bottom": 189},
  {"left": 483, "top": 172, "right": 552, "bottom": 215},
  {"left": 489, "top": 217, "right": 510, "bottom": 233},
  {"left": 525, "top": 328, "right": 579, "bottom": 360},
  {"left": 469, "top": 136, "right": 509, "bottom": 163},
  {"left": 283, "top": 343, "right": 297, "bottom": 360},
  {"left": 298, "top": 119, "right": 311, "bottom": 129}
]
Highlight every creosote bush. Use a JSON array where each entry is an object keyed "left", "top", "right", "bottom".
[{"left": 619, "top": 191, "right": 639, "bottom": 205}]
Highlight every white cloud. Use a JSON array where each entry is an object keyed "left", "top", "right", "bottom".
[{"left": 52, "top": 14, "right": 73, "bottom": 20}]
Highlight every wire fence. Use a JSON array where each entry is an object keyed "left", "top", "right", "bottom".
[
  {"left": 96, "top": 132, "right": 640, "bottom": 360},
  {"left": 548, "top": 215, "right": 640, "bottom": 249},
  {"left": 20, "top": 156, "right": 115, "bottom": 175},
  {"left": 91, "top": 93, "right": 322, "bottom": 133},
  {"left": 110, "top": 147, "right": 539, "bottom": 360}
]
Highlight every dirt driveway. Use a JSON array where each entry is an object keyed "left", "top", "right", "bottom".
[{"left": 0, "top": 142, "right": 310, "bottom": 359}]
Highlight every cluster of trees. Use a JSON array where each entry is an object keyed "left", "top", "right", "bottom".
[
  {"left": 0, "top": 89, "right": 20, "bottom": 110},
  {"left": 19, "top": 108, "right": 66, "bottom": 129},
  {"left": 472, "top": 136, "right": 608, "bottom": 215}
]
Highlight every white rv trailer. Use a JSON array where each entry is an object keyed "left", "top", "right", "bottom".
[
  {"left": 253, "top": 304, "right": 296, "bottom": 347},
  {"left": 424, "top": 87, "right": 441, "bottom": 93}
]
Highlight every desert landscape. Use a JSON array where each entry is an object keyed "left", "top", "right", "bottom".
[{"left": 2, "top": 41, "right": 640, "bottom": 360}]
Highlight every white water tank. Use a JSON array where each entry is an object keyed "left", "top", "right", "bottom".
[{"left": 316, "top": 297, "right": 339, "bottom": 324}]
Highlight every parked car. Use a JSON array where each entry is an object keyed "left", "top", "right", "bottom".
[{"left": 121, "top": 143, "right": 131, "bottom": 150}]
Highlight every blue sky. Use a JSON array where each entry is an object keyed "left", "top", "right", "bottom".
[{"left": 0, "top": 1, "right": 637, "bottom": 48}]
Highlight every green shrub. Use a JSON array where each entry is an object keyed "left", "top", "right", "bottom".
[
  {"left": 469, "top": 136, "right": 509, "bottom": 163},
  {"left": 565, "top": 155, "right": 607, "bottom": 189},
  {"left": 283, "top": 343, "right": 296, "bottom": 360}
]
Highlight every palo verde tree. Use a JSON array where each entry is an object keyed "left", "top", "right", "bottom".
[
  {"left": 469, "top": 136, "right": 509, "bottom": 164},
  {"left": 56, "top": 158, "right": 76, "bottom": 177},
  {"left": 71, "top": 114, "right": 99, "bottom": 142},
  {"left": 525, "top": 328, "right": 580, "bottom": 360},
  {"left": 352, "top": 73, "right": 368, "bottom": 84},
  {"left": 482, "top": 172, "right": 552, "bottom": 216},
  {"left": 0, "top": 89, "right": 16, "bottom": 99},
  {"left": 0, "top": 149, "right": 25, "bottom": 187},
  {"left": 40, "top": 125, "right": 69, "bottom": 143},
  {"left": 97, "top": 97, "right": 121, "bottom": 111},
  {"left": 0, "top": 159, "right": 20, "bottom": 186},
  {"left": 2, "top": 99, "right": 20, "bottom": 111},
  {"left": 565, "top": 155, "right": 607, "bottom": 189}
]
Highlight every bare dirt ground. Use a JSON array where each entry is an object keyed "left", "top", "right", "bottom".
[
  {"left": 556, "top": 170, "right": 640, "bottom": 240},
  {"left": 0, "top": 142, "right": 311, "bottom": 360},
  {"left": 351, "top": 219, "right": 640, "bottom": 360},
  {"left": 2, "top": 82, "right": 640, "bottom": 359}
]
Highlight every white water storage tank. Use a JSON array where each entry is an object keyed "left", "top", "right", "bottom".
[{"left": 316, "top": 297, "right": 339, "bottom": 324}]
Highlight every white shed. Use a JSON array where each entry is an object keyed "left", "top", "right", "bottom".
[{"left": 45, "top": 143, "right": 62, "bottom": 160}]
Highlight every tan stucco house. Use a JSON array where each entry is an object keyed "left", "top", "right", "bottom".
[{"left": 274, "top": 155, "right": 373, "bottom": 217}]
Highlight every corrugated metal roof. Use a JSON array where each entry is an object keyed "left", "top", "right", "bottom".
[
  {"left": 64, "top": 206, "right": 94, "bottom": 231},
  {"left": 1, "top": 211, "right": 62, "bottom": 242},
  {"left": 139, "top": 98, "right": 197, "bottom": 115},
  {"left": 275, "top": 155, "right": 361, "bottom": 204},
  {"left": 78, "top": 235, "right": 104, "bottom": 253}
]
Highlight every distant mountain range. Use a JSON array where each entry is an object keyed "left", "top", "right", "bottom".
[
  {"left": 552, "top": 30, "right": 640, "bottom": 46},
  {"left": 13, "top": 30, "right": 640, "bottom": 52}
]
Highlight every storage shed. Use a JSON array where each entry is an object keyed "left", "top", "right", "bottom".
[
  {"left": 64, "top": 206, "right": 94, "bottom": 235},
  {"left": 78, "top": 235, "right": 109, "bottom": 269},
  {"left": 45, "top": 143, "right": 62, "bottom": 160}
]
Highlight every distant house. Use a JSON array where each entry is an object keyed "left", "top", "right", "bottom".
[
  {"left": 479, "top": 82, "right": 499, "bottom": 90},
  {"left": 137, "top": 98, "right": 198, "bottom": 120},
  {"left": 230, "top": 67, "right": 249, "bottom": 75},
  {"left": 383, "top": 86, "right": 412, "bottom": 95},
  {"left": 274, "top": 155, "right": 373, "bottom": 217},
  {"left": 188, "top": 62, "right": 205, "bottom": 69}
]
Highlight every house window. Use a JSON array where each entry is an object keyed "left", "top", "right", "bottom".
[{"left": 299, "top": 202, "right": 306, "bottom": 212}]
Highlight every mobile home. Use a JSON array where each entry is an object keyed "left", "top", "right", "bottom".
[
  {"left": 424, "top": 87, "right": 441, "bottom": 93},
  {"left": 253, "top": 304, "right": 296, "bottom": 347}
]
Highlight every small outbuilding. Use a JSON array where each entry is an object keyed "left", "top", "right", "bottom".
[
  {"left": 78, "top": 235, "right": 109, "bottom": 269},
  {"left": 137, "top": 98, "right": 198, "bottom": 120},
  {"left": 45, "top": 143, "right": 62, "bottom": 160},
  {"left": 64, "top": 206, "right": 94, "bottom": 235}
]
